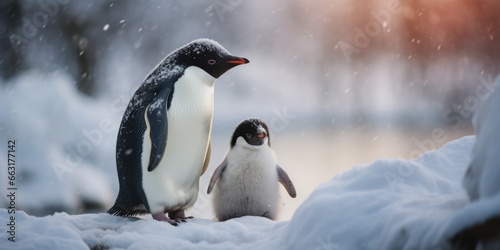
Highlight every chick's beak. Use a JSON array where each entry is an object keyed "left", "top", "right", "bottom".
[{"left": 256, "top": 132, "right": 266, "bottom": 139}]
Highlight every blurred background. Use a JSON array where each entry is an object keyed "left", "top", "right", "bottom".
[{"left": 0, "top": 0, "right": 498, "bottom": 220}]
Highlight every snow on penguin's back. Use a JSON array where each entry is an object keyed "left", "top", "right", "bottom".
[{"left": 188, "top": 38, "right": 230, "bottom": 55}]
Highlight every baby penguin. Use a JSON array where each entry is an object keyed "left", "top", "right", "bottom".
[{"left": 207, "top": 118, "right": 296, "bottom": 221}]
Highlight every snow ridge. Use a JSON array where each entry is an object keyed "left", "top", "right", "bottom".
[{"left": 0, "top": 135, "right": 483, "bottom": 250}]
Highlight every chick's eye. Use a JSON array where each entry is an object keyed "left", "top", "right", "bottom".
[
  {"left": 208, "top": 59, "right": 216, "bottom": 65},
  {"left": 245, "top": 133, "right": 252, "bottom": 138}
]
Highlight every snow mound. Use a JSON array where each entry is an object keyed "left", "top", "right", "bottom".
[
  {"left": 2, "top": 135, "right": 487, "bottom": 250},
  {"left": 463, "top": 79, "right": 500, "bottom": 201},
  {"left": 0, "top": 71, "right": 116, "bottom": 215},
  {"left": 450, "top": 78, "right": 500, "bottom": 248},
  {"left": 282, "top": 136, "right": 474, "bottom": 250}
]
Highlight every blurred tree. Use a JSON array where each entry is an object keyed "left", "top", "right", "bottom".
[
  {"left": 0, "top": 0, "right": 22, "bottom": 80},
  {"left": 59, "top": 12, "right": 98, "bottom": 95}
]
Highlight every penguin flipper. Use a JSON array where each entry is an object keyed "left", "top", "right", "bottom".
[
  {"left": 201, "top": 141, "right": 211, "bottom": 176},
  {"left": 277, "top": 165, "right": 297, "bottom": 198},
  {"left": 207, "top": 159, "right": 227, "bottom": 194},
  {"left": 146, "top": 87, "right": 172, "bottom": 172}
]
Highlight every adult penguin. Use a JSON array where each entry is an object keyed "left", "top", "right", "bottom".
[{"left": 108, "top": 39, "right": 249, "bottom": 225}]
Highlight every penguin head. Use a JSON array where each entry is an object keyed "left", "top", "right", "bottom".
[
  {"left": 231, "top": 119, "right": 271, "bottom": 148},
  {"left": 177, "top": 38, "right": 249, "bottom": 78}
]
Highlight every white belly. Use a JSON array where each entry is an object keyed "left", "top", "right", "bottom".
[{"left": 142, "top": 66, "right": 215, "bottom": 213}]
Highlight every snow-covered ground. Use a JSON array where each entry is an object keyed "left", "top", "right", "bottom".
[{"left": 1, "top": 132, "right": 498, "bottom": 249}]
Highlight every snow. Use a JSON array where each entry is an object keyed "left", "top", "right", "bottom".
[
  {"left": 463, "top": 79, "right": 500, "bottom": 201},
  {"left": 2, "top": 131, "right": 499, "bottom": 249},
  {"left": 189, "top": 38, "right": 231, "bottom": 56},
  {"left": 145, "top": 65, "right": 183, "bottom": 86},
  {"left": 0, "top": 72, "right": 117, "bottom": 215},
  {"left": 284, "top": 136, "right": 475, "bottom": 250}
]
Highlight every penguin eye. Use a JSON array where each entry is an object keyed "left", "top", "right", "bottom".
[
  {"left": 245, "top": 133, "right": 252, "bottom": 138},
  {"left": 207, "top": 59, "right": 216, "bottom": 65}
]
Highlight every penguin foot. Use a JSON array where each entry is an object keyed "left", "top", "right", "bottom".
[
  {"left": 174, "top": 216, "right": 194, "bottom": 223},
  {"left": 152, "top": 212, "right": 179, "bottom": 226},
  {"left": 168, "top": 210, "right": 194, "bottom": 223}
]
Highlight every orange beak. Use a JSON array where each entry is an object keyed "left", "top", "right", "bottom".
[
  {"left": 256, "top": 133, "right": 266, "bottom": 139},
  {"left": 227, "top": 58, "right": 249, "bottom": 65}
]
